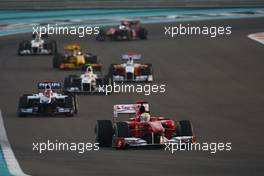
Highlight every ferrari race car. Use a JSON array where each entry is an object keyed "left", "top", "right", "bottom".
[
  {"left": 108, "top": 54, "right": 153, "bottom": 82},
  {"left": 96, "top": 20, "right": 148, "bottom": 41},
  {"left": 17, "top": 81, "right": 78, "bottom": 117},
  {"left": 53, "top": 44, "right": 102, "bottom": 71},
  {"left": 18, "top": 33, "right": 57, "bottom": 55},
  {"left": 95, "top": 101, "right": 195, "bottom": 149},
  {"left": 63, "top": 66, "right": 111, "bottom": 94}
]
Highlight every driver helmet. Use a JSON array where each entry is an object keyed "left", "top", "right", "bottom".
[
  {"left": 44, "top": 84, "right": 53, "bottom": 97},
  {"left": 122, "top": 21, "right": 129, "bottom": 26},
  {"left": 126, "top": 57, "right": 134, "bottom": 66},
  {"left": 86, "top": 66, "right": 93, "bottom": 74},
  {"left": 35, "top": 35, "right": 40, "bottom": 42},
  {"left": 140, "top": 112, "right": 151, "bottom": 122},
  {"left": 119, "top": 25, "right": 126, "bottom": 30}
]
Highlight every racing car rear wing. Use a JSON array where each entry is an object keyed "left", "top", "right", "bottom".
[
  {"left": 37, "top": 82, "right": 62, "bottom": 90},
  {"left": 113, "top": 103, "right": 149, "bottom": 119},
  {"left": 120, "top": 20, "right": 140, "bottom": 25},
  {"left": 122, "top": 54, "right": 141, "bottom": 60}
]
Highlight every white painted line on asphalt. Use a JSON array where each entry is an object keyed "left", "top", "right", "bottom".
[
  {"left": 0, "top": 110, "right": 30, "bottom": 176},
  {"left": 248, "top": 32, "right": 264, "bottom": 45}
]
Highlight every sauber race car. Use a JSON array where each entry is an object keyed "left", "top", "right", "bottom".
[
  {"left": 53, "top": 44, "right": 102, "bottom": 71},
  {"left": 17, "top": 81, "right": 78, "bottom": 117},
  {"left": 63, "top": 66, "right": 111, "bottom": 94},
  {"left": 96, "top": 20, "right": 148, "bottom": 41},
  {"left": 95, "top": 101, "right": 195, "bottom": 149},
  {"left": 18, "top": 33, "right": 57, "bottom": 55},
  {"left": 108, "top": 54, "right": 153, "bottom": 82}
]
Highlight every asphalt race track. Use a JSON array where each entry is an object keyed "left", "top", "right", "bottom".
[{"left": 0, "top": 18, "right": 264, "bottom": 176}]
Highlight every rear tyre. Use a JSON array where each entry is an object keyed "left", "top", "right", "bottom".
[
  {"left": 141, "top": 64, "right": 153, "bottom": 81},
  {"left": 64, "top": 96, "right": 74, "bottom": 117},
  {"left": 85, "top": 54, "right": 98, "bottom": 64},
  {"left": 108, "top": 64, "right": 117, "bottom": 79},
  {"left": 96, "top": 30, "right": 106, "bottom": 41},
  {"left": 177, "top": 120, "right": 193, "bottom": 136},
  {"left": 63, "top": 77, "right": 71, "bottom": 91},
  {"left": 17, "top": 95, "right": 28, "bottom": 117},
  {"left": 17, "top": 40, "right": 31, "bottom": 56},
  {"left": 138, "top": 27, "right": 148, "bottom": 40},
  {"left": 48, "top": 40, "right": 57, "bottom": 55},
  {"left": 95, "top": 120, "right": 113, "bottom": 147}
]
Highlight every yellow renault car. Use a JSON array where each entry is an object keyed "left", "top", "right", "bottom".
[{"left": 53, "top": 44, "right": 102, "bottom": 71}]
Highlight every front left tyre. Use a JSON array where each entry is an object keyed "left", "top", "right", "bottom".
[{"left": 95, "top": 120, "right": 113, "bottom": 147}]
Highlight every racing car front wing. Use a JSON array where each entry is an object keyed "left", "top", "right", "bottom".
[
  {"left": 19, "top": 107, "right": 73, "bottom": 115},
  {"left": 113, "top": 75, "right": 153, "bottom": 82},
  {"left": 113, "top": 136, "right": 194, "bottom": 149},
  {"left": 19, "top": 49, "right": 52, "bottom": 55},
  {"left": 64, "top": 86, "right": 107, "bottom": 95}
]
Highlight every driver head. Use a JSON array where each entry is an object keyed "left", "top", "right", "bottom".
[
  {"left": 140, "top": 113, "right": 151, "bottom": 122},
  {"left": 44, "top": 84, "right": 53, "bottom": 97},
  {"left": 86, "top": 66, "right": 93, "bottom": 74}
]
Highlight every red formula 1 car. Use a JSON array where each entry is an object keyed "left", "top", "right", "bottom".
[
  {"left": 95, "top": 101, "right": 195, "bottom": 149},
  {"left": 96, "top": 20, "right": 148, "bottom": 41}
]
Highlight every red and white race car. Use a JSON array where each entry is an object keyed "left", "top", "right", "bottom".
[
  {"left": 95, "top": 101, "right": 195, "bottom": 149},
  {"left": 96, "top": 20, "right": 148, "bottom": 41}
]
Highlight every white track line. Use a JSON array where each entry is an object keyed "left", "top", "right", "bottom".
[
  {"left": 248, "top": 32, "right": 264, "bottom": 45},
  {"left": 0, "top": 110, "right": 30, "bottom": 176}
]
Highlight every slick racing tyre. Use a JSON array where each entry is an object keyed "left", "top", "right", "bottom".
[
  {"left": 177, "top": 120, "right": 193, "bottom": 136},
  {"left": 64, "top": 96, "right": 75, "bottom": 117},
  {"left": 108, "top": 64, "right": 118, "bottom": 78},
  {"left": 116, "top": 30, "right": 131, "bottom": 40},
  {"left": 96, "top": 29, "right": 106, "bottom": 41},
  {"left": 69, "top": 75, "right": 81, "bottom": 89},
  {"left": 17, "top": 40, "right": 31, "bottom": 56},
  {"left": 46, "top": 40, "right": 57, "bottom": 55},
  {"left": 138, "top": 27, "right": 148, "bottom": 40},
  {"left": 63, "top": 77, "right": 71, "bottom": 90},
  {"left": 142, "top": 63, "right": 153, "bottom": 76},
  {"left": 17, "top": 95, "right": 28, "bottom": 117},
  {"left": 95, "top": 120, "right": 113, "bottom": 147},
  {"left": 85, "top": 53, "right": 98, "bottom": 64}
]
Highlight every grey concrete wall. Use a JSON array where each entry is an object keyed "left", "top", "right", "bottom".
[{"left": 0, "top": 0, "right": 263, "bottom": 10}]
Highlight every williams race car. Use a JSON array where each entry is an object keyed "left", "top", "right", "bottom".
[
  {"left": 18, "top": 33, "right": 57, "bottom": 56},
  {"left": 96, "top": 20, "right": 148, "bottom": 41},
  {"left": 17, "top": 81, "right": 78, "bottom": 117},
  {"left": 108, "top": 53, "right": 153, "bottom": 82},
  {"left": 63, "top": 66, "right": 111, "bottom": 94},
  {"left": 95, "top": 101, "right": 195, "bottom": 149},
  {"left": 53, "top": 44, "right": 102, "bottom": 71}
]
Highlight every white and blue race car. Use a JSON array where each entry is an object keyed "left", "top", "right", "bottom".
[
  {"left": 17, "top": 81, "right": 77, "bottom": 117},
  {"left": 63, "top": 66, "right": 110, "bottom": 94},
  {"left": 18, "top": 33, "right": 57, "bottom": 55}
]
